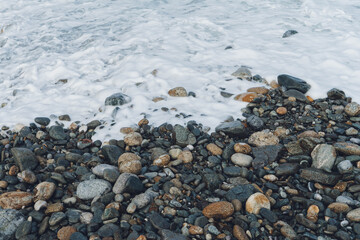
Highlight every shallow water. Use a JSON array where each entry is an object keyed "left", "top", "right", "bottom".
[{"left": 1, "top": 0, "right": 360, "bottom": 141}]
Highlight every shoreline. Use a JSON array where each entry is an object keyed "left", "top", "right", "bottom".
[{"left": 1, "top": 76, "right": 360, "bottom": 239}]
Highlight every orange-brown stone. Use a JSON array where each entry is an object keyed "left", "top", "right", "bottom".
[
  {"left": 276, "top": 107, "right": 287, "bottom": 115},
  {"left": 202, "top": 201, "right": 234, "bottom": 219},
  {"left": 189, "top": 225, "right": 204, "bottom": 235},
  {"left": 57, "top": 226, "right": 77, "bottom": 240},
  {"left": 245, "top": 192, "right": 270, "bottom": 214},
  {"left": 307, "top": 205, "right": 319, "bottom": 222},
  {"left": 247, "top": 87, "right": 269, "bottom": 95},
  {"left": 328, "top": 202, "right": 350, "bottom": 213},
  {"left": 269, "top": 80, "right": 280, "bottom": 89},
  {"left": 138, "top": 118, "right": 149, "bottom": 126},
  {"left": 206, "top": 143, "right": 223, "bottom": 155},
  {"left": 234, "top": 92, "right": 258, "bottom": 102},
  {"left": 233, "top": 225, "right": 249, "bottom": 240},
  {"left": 0, "top": 191, "right": 33, "bottom": 209},
  {"left": 234, "top": 143, "right": 252, "bottom": 154}
]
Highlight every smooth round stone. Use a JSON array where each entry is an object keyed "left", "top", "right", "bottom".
[
  {"left": 92, "top": 164, "right": 118, "bottom": 177},
  {"left": 245, "top": 193, "right": 270, "bottom": 214},
  {"left": 248, "top": 130, "right": 279, "bottom": 147},
  {"left": 224, "top": 166, "right": 242, "bottom": 176},
  {"left": 34, "top": 117, "right": 51, "bottom": 126},
  {"left": 103, "top": 168, "right": 120, "bottom": 183},
  {"left": 337, "top": 160, "right": 353, "bottom": 174},
  {"left": 347, "top": 208, "right": 360, "bottom": 222},
  {"left": 132, "top": 193, "right": 151, "bottom": 209},
  {"left": 57, "top": 226, "right": 77, "bottom": 240},
  {"left": 231, "top": 153, "right": 253, "bottom": 167},
  {"left": 345, "top": 102, "right": 360, "bottom": 117},
  {"left": 202, "top": 201, "right": 234, "bottom": 219},
  {"left": 76, "top": 179, "right": 112, "bottom": 200},
  {"left": 69, "top": 232, "right": 88, "bottom": 240},
  {"left": 49, "top": 212, "right": 66, "bottom": 226},
  {"left": 15, "top": 220, "right": 32, "bottom": 239}
]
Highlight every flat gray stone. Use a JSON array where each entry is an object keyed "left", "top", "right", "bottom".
[
  {"left": 215, "top": 121, "right": 248, "bottom": 138},
  {"left": 76, "top": 179, "right": 112, "bottom": 200},
  {"left": 300, "top": 168, "right": 340, "bottom": 185},
  {"left": 311, "top": 144, "right": 336, "bottom": 172},
  {"left": 0, "top": 209, "right": 25, "bottom": 240}
]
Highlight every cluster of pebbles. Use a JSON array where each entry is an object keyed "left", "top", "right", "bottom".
[{"left": 2, "top": 74, "right": 360, "bottom": 240}]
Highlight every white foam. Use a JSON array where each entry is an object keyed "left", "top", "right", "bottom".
[{"left": 0, "top": 0, "right": 360, "bottom": 141}]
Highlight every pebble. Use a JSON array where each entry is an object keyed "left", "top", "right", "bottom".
[
  {"left": 206, "top": 143, "right": 223, "bottom": 155},
  {"left": 276, "top": 107, "right": 287, "bottom": 115},
  {"left": 189, "top": 225, "right": 204, "bottom": 235},
  {"left": 124, "top": 132, "right": 143, "bottom": 146},
  {"left": 153, "top": 154, "right": 171, "bottom": 166},
  {"left": 245, "top": 192, "right": 270, "bottom": 214},
  {"left": 307, "top": 205, "right": 319, "bottom": 222},
  {"left": 178, "top": 150, "right": 193, "bottom": 163},
  {"left": 248, "top": 130, "right": 279, "bottom": 146},
  {"left": 344, "top": 102, "right": 360, "bottom": 116},
  {"left": 311, "top": 144, "right": 336, "bottom": 172},
  {"left": 337, "top": 160, "right": 353, "bottom": 174},
  {"left": 334, "top": 142, "right": 360, "bottom": 155},
  {"left": 202, "top": 201, "right": 234, "bottom": 219},
  {"left": 0, "top": 209, "right": 25, "bottom": 240},
  {"left": 233, "top": 225, "right": 249, "bottom": 240},
  {"left": 0, "top": 191, "right": 33, "bottom": 209},
  {"left": 230, "top": 153, "right": 253, "bottom": 167},
  {"left": 328, "top": 202, "right": 350, "bottom": 213},
  {"left": 92, "top": 164, "right": 118, "bottom": 177},
  {"left": 168, "top": 87, "right": 187, "bottom": 97},
  {"left": 57, "top": 226, "right": 77, "bottom": 240},
  {"left": 215, "top": 121, "right": 248, "bottom": 137},
  {"left": 11, "top": 148, "right": 39, "bottom": 171},
  {"left": 233, "top": 143, "right": 251, "bottom": 154},
  {"left": 104, "top": 92, "right": 131, "bottom": 106},
  {"left": 234, "top": 92, "right": 258, "bottom": 102},
  {"left": 278, "top": 74, "right": 311, "bottom": 93},
  {"left": 347, "top": 208, "right": 360, "bottom": 222},
  {"left": 34, "top": 181, "right": 56, "bottom": 201}
]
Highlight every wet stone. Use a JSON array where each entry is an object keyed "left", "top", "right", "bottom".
[
  {"left": 278, "top": 74, "right": 310, "bottom": 93},
  {"left": 101, "top": 145, "right": 123, "bottom": 165},
  {"left": 283, "top": 89, "right": 308, "bottom": 102},
  {"left": 282, "top": 30, "right": 298, "bottom": 38},
  {"left": 246, "top": 115, "right": 264, "bottom": 130},
  {"left": 49, "top": 125, "right": 67, "bottom": 140},
  {"left": 173, "top": 124, "right": 196, "bottom": 147},
  {"left": 215, "top": 121, "right": 248, "bottom": 137},
  {"left": 259, "top": 208, "right": 277, "bottom": 223},
  {"left": 327, "top": 88, "right": 346, "bottom": 100},
  {"left": 15, "top": 220, "right": 32, "bottom": 239},
  {"left": 49, "top": 212, "right": 66, "bottom": 226},
  {"left": 105, "top": 92, "right": 131, "bottom": 106},
  {"left": 11, "top": 148, "right": 38, "bottom": 171},
  {"left": 34, "top": 117, "right": 50, "bottom": 126}
]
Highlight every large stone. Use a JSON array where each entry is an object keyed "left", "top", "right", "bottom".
[
  {"left": 225, "top": 184, "right": 256, "bottom": 202},
  {"left": 252, "top": 145, "right": 283, "bottom": 169},
  {"left": 202, "top": 201, "right": 234, "bottom": 219},
  {"left": 334, "top": 142, "right": 360, "bottom": 155},
  {"left": 246, "top": 115, "right": 264, "bottom": 130},
  {"left": 105, "top": 92, "right": 131, "bottom": 106},
  {"left": 34, "top": 181, "right": 56, "bottom": 201},
  {"left": 148, "top": 212, "right": 170, "bottom": 230},
  {"left": 311, "top": 144, "right": 336, "bottom": 172},
  {"left": 76, "top": 179, "right": 112, "bottom": 200},
  {"left": 92, "top": 164, "right": 118, "bottom": 177},
  {"left": 124, "top": 132, "right": 143, "bottom": 146},
  {"left": 173, "top": 124, "right": 196, "bottom": 147},
  {"left": 34, "top": 117, "right": 50, "bottom": 126},
  {"left": 347, "top": 208, "right": 360, "bottom": 222},
  {"left": 278, "top": 74, "right": 311, "bottom": 93},
  {"left": 113, "top": 173, "right": 144, "bottom": 194},
  {"left": 0, "top": 209, "right": 25, "bottom": 240},
  {"left": 283, "top": 89, "right": 308, "bottom": 102},
  {"left": 345, "top": 102, "right": 360, "bottom": 117},
  {"left": 101, "top": 145, "right": 123, "bottom": 165},
  {"left": 0, "top": 192, "right": 33, "bottom": 209},
  {"left": 327, "top": 88, "right": 345, "bottom": 100},
  {"left": 168, "top": 87, "right": 187, "bottom": 97},
  {"left": 215, "top": 121, "right": 248, "bottom": 138},
  {"left": 300, "top": 168, "right": 341, "bottom": 185},
  {"left": 231, "top": 153, "right": 253, "bottom": 167},
  {"left": 11, "top": 148, "right": 38, "bottom": 171},
  {"left": 248, "top": 130, "right": 280, "bottom": 147}
]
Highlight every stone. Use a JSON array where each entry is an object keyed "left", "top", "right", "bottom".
[
  {"left": 113, "top": 173, "right": 143, "bottom": 194},
  {"left": 34, "top": 200, "right": 47, "bottom": 211},
  {"left": 275, "top": 221, "right": 297, "bottom": 239},
  {"left": 159, "top": 229, "right": 188, "bottom": 240},
  {"left": 346, "top": 127, "right": 358, "bottom": 135},
  {"left": 132, "top": 193, "right": 151, "bottom": 209},
  {"left": 169, "top": 148, "right": 181, "bottom": 159},
  {"left": 282, "top": 30, "right": 298, "bottom": 38},
  {"left": 101, "top": 145, "right": 123, "bottom": 165},
  {"left": 0, "top": 209, "right": 25, "bottom": 240},
  {"left": 248, "top": 130, "right": 280, "bottom": 147},
  {"left": 119, "top": 159, "right": 142, "bottom": 174},
  {"left": 275, "top": 163, "right": 299, "bottom": 176},
  {"left": 295, "top": 214, "right": 316, "bottom": 230},
  {"left": 247, "top": 87, "right": 269, "bottom": 95},
  {"left": 260, "top": 208, "right": 278, "bottom": 223},
  {"left": 105, "top": 92, "right": 131, "bottom": 106},
  {"left": 202, "top": 201, "right": 234, "bottom": 219},
  {"left": 17, "top": 170, "right": 37, "bottom": 184},
  {"left": 234, "top": 92, "right": 258, "bottom": 102},
  {"left": 97, "top": 223, "right": 120, "bottom": 237},
  {"left": 206, "top": 143, "right": 223, "bottom": 155},
  {"left": 76, "top": 179, "right": 112, "bottom": 200},
  {"left": 49, "top": 125, "right": 67, "bottom": 140},
  {"left": 337, "top": 160, "right": 353, "bottom": 174},
  {"left": 276, "top": 107, "right": 287, "bottom": 115},
  {"left": 283, "top": 89, "right": 308, "bottom": 102},
  {"left": 118, "top": 152, "right": 140, "bottom": 164},
  {"left": 225, "top": 184, "right": 256, "bottom": 202},
  {"left": 311, "top": 144, "right": 336, "bottom": 172},
  {"left": 168, "top": 87, "right": 187, "bottom": 97},
  {"left": 153, "top": 154, "right": 171, "bottom": 167},
  {"left": 92, "top": 164, "right": 118, "bottom": 177},
  {"left": 298, "top": 130, "right": 320, "bottom": 139},
  {"left": 34, "top": 181, "right": 56, "bottom": 201},
  {"left": 0, "top": 192, "right": 33, "bottom": 209},
  {"left": 345, "top": 102, "right": 360, "bottom": 116},
  {"left": 300, "top": 168, "right": 340, "bottom": 185},
  {"left": 45, "top": 202, "right": 64, "bottom": 214},
  {"left": 49, "top": 212, "right": 66, "bottom": 226},
  {"left": 57, "top": 226, "right": 77, "bottom": 240},
  {"left": 231, "top": 153, "right": 253, "bottom": 167},
  {"left": 188, "top": 225, "right": 203, "bottom": 235},
  {"left": 34, "top": 117, "right": 51, "bottom": 126},
  {"left": 70, "top": 232, "right": 88, "bottom": 240},
  {"left": 233, "top": 225, "right": 249, "bottom": 240},
  {"left": 178, "top": 150, "right": 193, "bottom": 163},
  {"left": 102, "top": 207, "right": 119, "bottom": 221},
  {"left": 215, "top": 121, "right": 248, "bottom": 137},
  {"left": 307, "top": 205, "right": 319, "bottom": 222},
  {"left": 149, "top": 212, "right": 170, "bottom": 230},
  {"left": 327, "top": 88, "right": 346, "bottom": 99},
  {"left": 278, "top": 74, "right": 311, "bottom": 93},
  {"left": 328, "top": 202, "right": 350, "bottom": 213},
  {"left": 246, "top": 115, "right": 264, "bottom": 130},
  {"left": 124, "top": 132, "right": 143, "bottom": 146},
  {"left": 234, "top": 143, "right": 252, "bottom": 154},
  {"left": 173, "top": 124, "right": 196, "bottom": 147},
  {"left": 11, "top": 148, "right": 38, "bottom": 171},
  {"left": 334, "top": 142, "right": 360, "bottom": 155},
  {"left": 347, "top": 208, "right": 360, "bottom": 222},
  {"left": 246, "top": 192, "right": 270, "bottom": 214},
  {"left": 232, "top": 66, "right": 252, "bottom": 79},
  {"left": 15, "top": 220, "right": 31, "bottom": 239}
]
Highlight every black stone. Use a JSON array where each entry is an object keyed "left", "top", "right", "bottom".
[
  {"left": 259, "top": 208, "right": 277, "bottom": 223},
  {"left": 69, "top": 232, "right": 88, "bottom": 240},
  {"left": 295, "top": 214, "right": 316, "bottom": 230},
  {"left": 202, "top": 173, "right": 223, "bottom": 191},
  {"left": 327, "top": 88, "right": 346, "bottom": 100},
  {"left": 148, "top": 212, "right": 170, "bottom": 230},
  {"left": 101, "top": 145, "right": 123, "bottom": 165},
  {"left": 15, "top": 221, "right": 32, "bottom": 239},
  {"left": 105, "top": 93, "right": 131, "bottom": 106},
  {"left": 278, "top": 74, "right": 311, "bottom": 93},
  {"left": 97, "top": 223, "right": 121, "bottom": 237},
  {"left": 283, "top": 89, "right": 308, "bottom": 102},
  {"left": 300, "top": 168, "right": 341, "bottom": 185},
  {"left": 215, "top": 121, "right": 248, "bottom": 138},
  {"left": 11, "top": 148, "right": 39, "bottom": 171},
  {"left": 282, "top": 30, "right": 298, "bottom": 38},
  {"left": 49, "top": 125, "right": 67, "bottom": 140},
  {"left": 34, "top": 117, "right": 50, "bottom": 126},
  {"left": 225, "top": 184, "right": 256, "bottom": 202},
  {"left": 159, "top": 229, "right": 188, "bottom": 240},
  {"left": 275, "top": 163, "right": 300, "bottom": 176},
  {"left": 124, "top": 176, "right": 144, "bottom": 194},
  {"left": 246, "top": 115, "right": 264, "bottom": 130}
]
